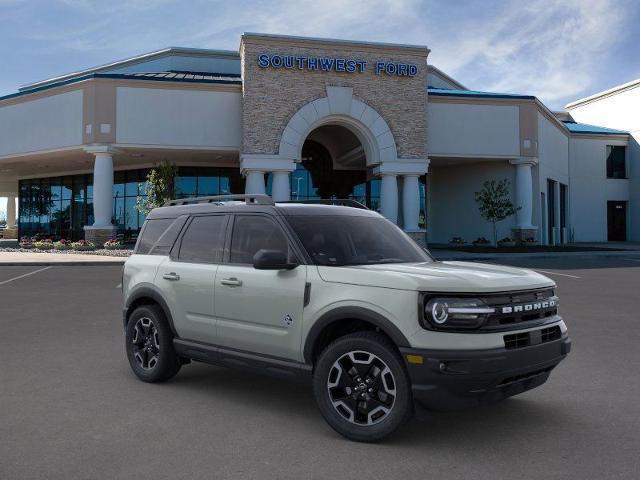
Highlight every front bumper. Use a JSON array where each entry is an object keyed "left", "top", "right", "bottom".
[{"left": 400, "top": 335, "right": 571, "bottom": 411}]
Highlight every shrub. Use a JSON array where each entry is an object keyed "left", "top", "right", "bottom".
[
  {"left": 103, "top": 239, "right": 123, "bottom": 250},
  {"left": 449, "top": 237, "right": 466, "bottom": 245},
  {"left": 472, "top": 237, "right": 491, "bottom": 246},
  {"left": 19, "top": 236, "right": 34, "bottom": 249},
  {"left": 71, "top": 240, "right": 96, "bottom": 251},
  {"left": 33, "top": 239, "right": 54, "bottom": 250},
  {"left": 54, "top": 239, "right": 73, "bottom": 250}
]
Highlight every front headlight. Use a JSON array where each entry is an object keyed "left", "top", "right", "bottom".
[{"left": 423, "top": 297, "right": 495, "bottom": 329}]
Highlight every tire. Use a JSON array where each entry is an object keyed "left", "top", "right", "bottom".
[
  {"left": 125, "top": 304, "right": 181, "bottom": 383},
  {"left": 313, "top": 331, "right": 413, "bottom": 442}
]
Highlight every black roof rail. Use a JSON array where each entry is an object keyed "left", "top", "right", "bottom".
[
  {"left": 278, "top": 199, "right": 369, "bottom": 210},
  {"left": 163, "top": 194, "right": 274, "bottom": 207}
]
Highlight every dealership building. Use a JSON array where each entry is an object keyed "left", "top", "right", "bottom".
[{"left": 0, "top": 33, "right": 637, "bottom": 245}]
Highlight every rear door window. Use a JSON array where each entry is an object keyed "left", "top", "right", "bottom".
[{"left": 177, "top": 215, "right": 228, "bottom": 264}]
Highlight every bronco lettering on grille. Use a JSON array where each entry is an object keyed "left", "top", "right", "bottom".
[{"left": 501, "top": 299, "right": 556, "bottom": 314}]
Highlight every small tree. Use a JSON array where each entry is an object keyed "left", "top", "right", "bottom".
[
  {"left": 136, "top": 161, "right": 178, "bottom": 215},
  {"left": 474, "top": 179, "right": 519, "bottom": 246}
]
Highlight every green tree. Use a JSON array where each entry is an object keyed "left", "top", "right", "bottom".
[
  {"left": 136, "top": 161, "right": 178, "bottom": 215},
  {"left": 474, "top": 179, "right": 519, "bottom": 246}
]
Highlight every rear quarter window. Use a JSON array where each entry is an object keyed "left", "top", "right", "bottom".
[{"left": 135, "top": 218, "right": 175, "bottom": 254}]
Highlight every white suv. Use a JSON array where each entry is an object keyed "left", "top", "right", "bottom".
[{"left": 122, "top": 194, "right": 570, "bottom": 442}]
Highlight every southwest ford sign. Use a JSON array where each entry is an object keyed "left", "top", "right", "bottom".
[{"left": 257, "top": 54, "right": 418, "bottom": 77}]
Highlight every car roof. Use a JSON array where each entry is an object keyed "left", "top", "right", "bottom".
[{"left": 146, "top": 201, "right": 381, "bottom": 220}]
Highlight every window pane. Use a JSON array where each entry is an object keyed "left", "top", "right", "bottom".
[
  {"left": 113, "top": 171, "right": 125, "bottom": 199},
  {"left": 136, "top": 218, "right": 174, "bottom": 255},
  {"left": 606, "top": 145, "right": 626, "bottom": 179},
  {"left": 125, "top": 197, "right": 138, "bottom": 231},
  {"left": 176, "top": 176, "right": 197, "bottom": 197},
  {"left": 198, "top": 176, "right": 218, "bottom": 195},
  {"left": 230, "top": 215, "right": 289, "bottom": 264},
  {"left": 178, "top": 215, "right": 227, "bottom": 263}
]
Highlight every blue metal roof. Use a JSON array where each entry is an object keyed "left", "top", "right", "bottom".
[
  {"left": 562, "top": 121, "right": 628, "bottom": 135},
  {"left": 0, "top": 71, "right": 242, "bottom": 102},
  {"left": 428, "top": 87, "right": 535, "bottom": 100}
]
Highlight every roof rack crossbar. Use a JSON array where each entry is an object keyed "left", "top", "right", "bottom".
[
  {"left": 278, "top": 199, "right": 369, "bottom": 210},
  {"left": 164, "top": 194, "right": 274, "bottom": 207}
]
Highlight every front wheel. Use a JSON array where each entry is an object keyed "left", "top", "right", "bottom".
[
  {"left": 125, "top": 304, "right": 181, "bottom": 383},
  {"left": 313, "top": 332, "right": 413, "bottom": 442}
]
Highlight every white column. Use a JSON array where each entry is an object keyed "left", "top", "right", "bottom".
[
  {"left": 271, "top": 171, "right": 291, "bottom": 202},
  {"left": 402, "top": 175, "right": 420, "bottom": 231},
  {"left": 511, "top": 159, "right": 535, "bottom": 228},
  {"left": 245, "top": 170, "right": 266, "bottom": 195},
  {"left": 6, "top": 195, "right": 17, "bottom": 228},
  {"left": 380, "top": 174, "right": 399, "bottom": 224},
  {"left": 92, "top": 152, "right": 114, "bottom": 227}
]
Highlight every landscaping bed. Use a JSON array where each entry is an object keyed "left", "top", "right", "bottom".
[{"left": 0, "top": 247, "right": 132, "bottom": 257}]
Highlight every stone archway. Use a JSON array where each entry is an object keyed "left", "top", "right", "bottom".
[{"left": 278, "top": 86, "right": 398, "bottom": 166}]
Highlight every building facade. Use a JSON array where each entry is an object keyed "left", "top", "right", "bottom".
[{"left": 0, "top": 33, "right": 636, "bottom": 245}]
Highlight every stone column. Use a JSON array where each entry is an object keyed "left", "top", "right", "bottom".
[
  {"left": 6, "top": 195, "right": 16, "bottom": 228},
  {"left": 244, "top": 170, "right": 266, "bottom": 195},
  {"left": 380, "top": 174, "right": 398, "bottom": 224},
  {"left": 271, "top": 171, "right": 291, "bottom": 202},
  {"left": 402, "top": 174, "right": 421, "bottom": 231},
  {"left": 510, "top": 157, "right": 538, "bottom": 242},
  {"left": 84, "top": 146, "right": 117, "bottom": 245}
]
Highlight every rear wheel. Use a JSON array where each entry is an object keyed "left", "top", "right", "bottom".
[
  {"left": 125, "top": 304, "right": 181, "bottom": 383},
  {"left": 313, "top": 332, "right": 413, "bottom": 442}
]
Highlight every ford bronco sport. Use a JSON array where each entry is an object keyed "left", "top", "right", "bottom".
[{"left": 122, "top": 194, "right": 570, "bottom": 442}]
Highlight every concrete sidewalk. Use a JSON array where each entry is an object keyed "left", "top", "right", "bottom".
[{"left": 0, "top": 251, "right": 127, "bottom": 266}]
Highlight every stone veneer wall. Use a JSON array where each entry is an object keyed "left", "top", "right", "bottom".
[{"left": 240, "top": 36, "right": 429, "bottom": 160}]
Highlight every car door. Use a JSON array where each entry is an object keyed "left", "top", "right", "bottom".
[
  {"left": 156, "top": 214, "right": 228, "bottom": 344},
  {"left": 214, "top": 214, "right": 307, "bottom": 361}
]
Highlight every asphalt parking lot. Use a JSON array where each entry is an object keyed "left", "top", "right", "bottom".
[{"left": 1, "top": 257, "right": 639, "bottom": 479}]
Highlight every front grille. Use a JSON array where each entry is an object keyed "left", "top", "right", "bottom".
[
  {"left": 481, "top": 288, "right": 558, "bottom": 330},
  {"left": 504, "top": 325, "right": 562, "bottom": 350}
]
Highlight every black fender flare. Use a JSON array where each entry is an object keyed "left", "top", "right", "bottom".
[
  {"left": 124, "top": 285, "right": 178, "bottom": 336},
  {"left": 303, "top": 306, "right": 410, "bottom": 364}
]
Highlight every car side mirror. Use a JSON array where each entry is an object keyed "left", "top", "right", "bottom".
[{"left": 253, "top": 249, "right": 298, "bottom": 270}]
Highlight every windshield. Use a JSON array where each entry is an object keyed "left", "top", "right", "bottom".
[{"left": 286, "top": 215, "right": 432, "bottom": 266}]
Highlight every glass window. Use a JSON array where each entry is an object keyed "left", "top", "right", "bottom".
[
  {"left": 230, "top": 215, "right": 289, "bottom": 264},
  {"left": 606, "top": 146, "right": 626, "bottom": 179},
  {"left": 176, "top": 175, "right": 197, "bottom": 197},
  {"left": 287, "top": 215, "right": 431, "bottom": 266},
  {"left": 178, "top": 215, "right": 227, "bottom": 263},
  {"left": 136, "top": 218, "right": 174, "bottom": 255}
]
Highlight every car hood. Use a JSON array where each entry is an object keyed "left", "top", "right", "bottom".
[{"left": 317, "top": 261, "right": 555, "bottom": 293}]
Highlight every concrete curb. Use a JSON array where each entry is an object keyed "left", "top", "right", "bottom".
[{"left": 433, "top": 250, "right": 640, "bottom": 261}]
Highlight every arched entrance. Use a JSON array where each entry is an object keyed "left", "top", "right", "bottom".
[{"left": 280, "top": 123, "right": 380, "bottom": 209}]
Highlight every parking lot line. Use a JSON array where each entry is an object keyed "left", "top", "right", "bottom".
[
  {"left": 533, "top": 269, "right": 581, "bottom": 279},
  {"left": 0, "top": 266, "right": 52, "bottom": 286}
]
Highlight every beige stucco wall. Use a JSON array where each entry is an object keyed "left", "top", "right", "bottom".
[{"left": 240, "top": 35, "right": 428, "bottom": 160}]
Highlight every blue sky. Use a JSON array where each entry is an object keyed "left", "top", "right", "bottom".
[
  {"left": 1, "top": 0, "right": 639, "bottom": 108},
  {"left": 1, "top": 0, "right": 640, "bottom": 214}
]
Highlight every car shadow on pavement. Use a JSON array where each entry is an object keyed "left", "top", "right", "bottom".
[{"left": 158, "top": 361, "right": 578, "bottom": 446}]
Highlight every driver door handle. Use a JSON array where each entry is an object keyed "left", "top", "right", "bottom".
[
  {"left": 162, "top": 272, "right": 180, "bottom": 281},
  {"left": 220, "top": 277, "right": 242, "bottom": 287}
]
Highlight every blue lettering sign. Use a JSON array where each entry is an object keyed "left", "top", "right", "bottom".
[
  {"left": 320, "top": 57, "right": 335, "bottom": 71},
  {"left": 256, "top": 54, "right": 417, "bottom": 77},
  {"left": 258, "top": 54, "right": 269, "bottom": 68}
]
